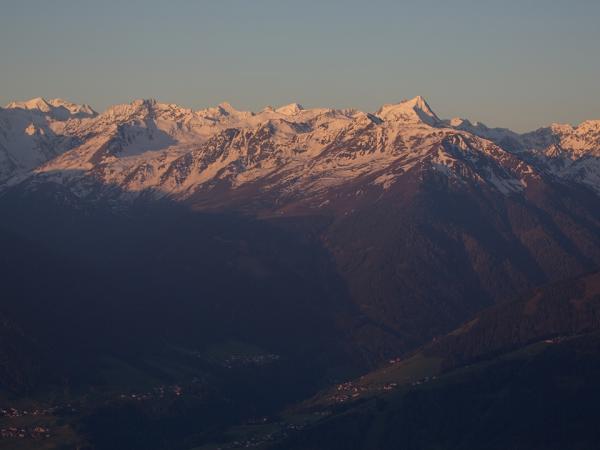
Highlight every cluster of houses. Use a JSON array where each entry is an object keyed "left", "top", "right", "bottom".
[
  {"left": 331, "top": 381, "right": 365, "bottom": 403},
  {"left": 330, "top": 371, "right": 440, "bottom": 404},
  {"left": 0, "top": 406, "right": 54, "bottom": 440},
  {"left": 330, "top": 380, "right": 400, "bottom": 403},
  {"left": 0, "top": 382, "right": 192, "bottom": 442},
  {"left": 0, "top": 407, "right": 54, "bottom": 417},
  {"left": 0, "top": 425, "right": 51, "bottom": 439}
]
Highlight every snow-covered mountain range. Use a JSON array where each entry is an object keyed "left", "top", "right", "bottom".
[
  {"left": 2, "top": 96, "right": 600, "bottom": 405},
  {"left": 1, "top": 95, "right": 599, "bottom": 209}
]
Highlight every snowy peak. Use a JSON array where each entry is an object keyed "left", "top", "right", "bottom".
[
  {"left": 5, "top": 97, "right": 97, "bottom": 120},
  {"left": 411, "top": 95, "right": 436, "bottom": 115},
  {"left": 216, "top": 102, "right": 238, "bottom": 116},
  {"left": 443, "top": 116, "right": 600, "bottom": 194},
  {"left": 376, "top": 96, "right": 440, "bottom": 126},
  {"left": 46, "top": 98, "right": 97, "bottom": 117},
  {"left": 101, "top": 99, "right": 183, "bottom": 122},
  {"left": 6, "top": 97, "right": 53, "bottom": 112},
  {"left": 275, "top": 103, "right": 304, "bottom": 116}
]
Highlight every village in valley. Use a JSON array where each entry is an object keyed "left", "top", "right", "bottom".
[{"left": 0, "top": 382, "right": 189, "bottom": 445}]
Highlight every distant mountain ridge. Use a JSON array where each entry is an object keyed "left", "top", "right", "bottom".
[{"left": 1, "top": 96, "right": 599, "bottom": 204}]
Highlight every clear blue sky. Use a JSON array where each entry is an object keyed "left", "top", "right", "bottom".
[{"left": 1, "top": 0, "right": 599, "bottom": 131}]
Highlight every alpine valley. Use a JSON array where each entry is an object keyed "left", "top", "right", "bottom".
[{"left": 1, "top": 96, "right": 600, "bottom": 450}]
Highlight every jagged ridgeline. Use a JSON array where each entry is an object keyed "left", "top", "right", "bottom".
[{"left": 2, "top": 96, "right": 600, "bottom": 202}]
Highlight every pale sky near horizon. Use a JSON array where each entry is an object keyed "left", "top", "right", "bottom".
[{"left": 1, "top": 0, "right": 599, "bottom": 132}]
